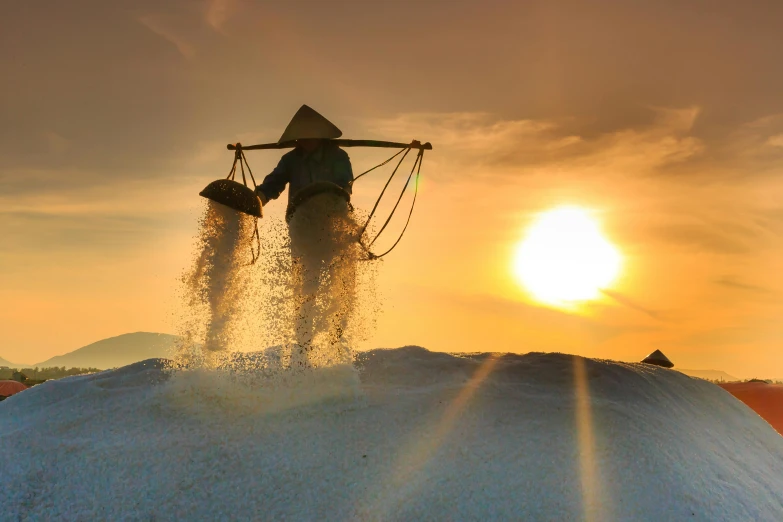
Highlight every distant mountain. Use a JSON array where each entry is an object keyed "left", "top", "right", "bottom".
[
  {"left": 679, "top": 369, "right": 739, "bottom": 382},
  {"left": 0, "top": 355, "right": 15, "bottom": 367},
  {"left": 34, "top": 332, "right": 179, "bottom": 369}
]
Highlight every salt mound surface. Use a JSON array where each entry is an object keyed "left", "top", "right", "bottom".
[{"left": 1, "top": 348, "right": 782, "bottom": 521}]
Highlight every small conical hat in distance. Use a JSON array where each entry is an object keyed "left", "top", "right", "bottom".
[
  {"left": 279, "top": 105, "right": 342, "bottom": 143},
  {"left": 642, "top": 349, "right": 674, "bottom": 368}
]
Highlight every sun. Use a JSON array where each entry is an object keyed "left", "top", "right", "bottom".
[{"left": 513, "top": 206, "right": 622, "bottom": 306}]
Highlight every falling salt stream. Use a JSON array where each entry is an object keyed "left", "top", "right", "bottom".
[
  {"left": 175, "top": 201, "right": 256, "bottom": 368},
  {"left": 173, "top": 195, "right": 379, "bottom": 406}
]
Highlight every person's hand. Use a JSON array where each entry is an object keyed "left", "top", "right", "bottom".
[{"left": 254, "top": 187, "right": 269, "bottom": 206}]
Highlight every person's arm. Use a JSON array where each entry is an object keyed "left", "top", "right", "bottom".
[
  {"left": 255, "top": 155, "right": 291, "bottom": 204},
  {"left": 332, "top": 148, "right": 354, "bottom": 195}
]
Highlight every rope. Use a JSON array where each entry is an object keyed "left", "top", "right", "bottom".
[
  {"left": 357, "top": 147, "right": 411, "bottom": 239},
  {"left": 365, "top": 149, "right": 423, "bottom": 259},
  {"left": 350, "top": 147, "right": 407, "bottom": 185},
  {"left": 226, "top": 146, "right": 257, "bottom": 188},
  {"left": 368, "top": 150, "right": 422, "bottom": 247},
  {"left": 239, "top": 154, "right": 248, "bottom": 186},
  {"left": 353, "top": 147, "right": 424, "bottom": 259},
  {"left": 249, "top": 218, "right": 260, "bottom": 265},
  {"left": 223, "top": 145, "right": 261, "bottom": 264},
  {"left": 226, "top": 153, "right": 239, "bottom": 181},
  {"left": 241, "top": 150, "right": 257, "bottom": 188},
  {"left": 240, "top": 151, "right": 260, "bottom": 264}
]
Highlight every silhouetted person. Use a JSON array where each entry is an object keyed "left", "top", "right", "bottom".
[{"left": 254, "top": 105, "right": 357, "bottom": 368}]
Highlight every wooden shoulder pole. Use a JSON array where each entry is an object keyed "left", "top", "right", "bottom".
[{"left": 227, "top": 139, "right": 432, "bottom": 151}]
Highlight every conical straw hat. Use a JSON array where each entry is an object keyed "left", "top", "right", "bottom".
[
  {"left": 642, "top": 349, "right": 674, "bottom": 368},
  {"left": 279, "top": 105, "right": 342, "bottom": 143}
]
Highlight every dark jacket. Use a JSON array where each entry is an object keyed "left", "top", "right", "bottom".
[{"left": 256, "top": 142, "right": 353, "bottom": 209}]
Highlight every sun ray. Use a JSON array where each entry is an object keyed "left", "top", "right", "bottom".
[
  {"left": 360, "top": 353, "right": 501, "bottom": 517},
  {"left": 573, "top": 356, "right": 608, "bottom": 521}
]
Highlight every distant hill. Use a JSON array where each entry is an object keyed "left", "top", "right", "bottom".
[
  {"left": 33, "top": 332, "right": 179, "bottom": 369},
  {"left": 679, "top": 369, "right": 739, "bottom": 382},
  {"left": 0, "top": 355, "right": 15, "bottom": 367}
]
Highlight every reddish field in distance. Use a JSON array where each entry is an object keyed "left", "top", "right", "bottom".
[
  {"left": 720, "top": 382, "right": 783, "bottom": 435},
  {"left": 0, "top": 380, "right": 27, "bottom": 399}
]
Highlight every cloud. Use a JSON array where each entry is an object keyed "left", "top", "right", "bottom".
[
  {"left": 363, "top": 109, "right": 782, "bottom": 261},
  {"left": 0, "top": 167, "right": 203, "bottom": 219},
  {"left": 650, "top": 106, "right": 700, "bottom": 133},
  {"left": 714, "top": 276, "right": 772, "bottom": 295},
  {"left": 361, "top": 107, "right": 781, "bottom": 260},
  {"left": 766, "top": 134, "right": 783, "bottom": 148},
  {"left": 718, "top": 114, "right": 783, "bottom": 176},
  {"left": 43, "top": 131, "right": 70, "bottom": 154},
  {"left": 648, "top": 221, "right": 756, "bottom": 255},
  {"left": 752, "top": 207, "right": 783, "bottom": 236},
  {"left": 600, "top": 289, "right": 664, "bottom": 321},
  {"left": 363, "top": 107, "right": 704, "bottom": 181},
  {"left": 138, "top": 15, "right": 195, "bottom": 60},
  {"left": 205, "top": 0, "right": 240, "bottom": 33},
  {"left": 1, "top": 211, "right": 166, "bottom": 254}
]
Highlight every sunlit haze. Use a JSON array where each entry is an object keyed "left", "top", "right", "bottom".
[{"left": 1, "top": 1, "right": 782, "bottom": 378}]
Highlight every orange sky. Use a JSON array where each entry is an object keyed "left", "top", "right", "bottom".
[{"left": 1, "top": 1, "right": 782, "bottom": 378}]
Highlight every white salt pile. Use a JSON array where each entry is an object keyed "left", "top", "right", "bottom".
[{"left": 1, "top": 347, "right": 782, "bottom": 520}]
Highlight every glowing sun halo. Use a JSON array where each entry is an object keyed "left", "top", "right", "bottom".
[{"left": 513, "top": 207, "right": 622, "bottom": 305}]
